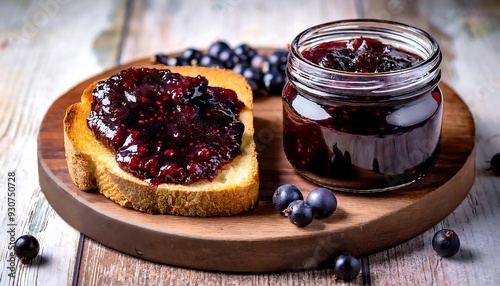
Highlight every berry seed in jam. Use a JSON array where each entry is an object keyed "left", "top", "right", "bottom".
[
  {"left": 87, "top": 67, "right": 245, "bottom": 186},
  {"left": 284, "top": 20, "right": 443, "bottom": 192}
]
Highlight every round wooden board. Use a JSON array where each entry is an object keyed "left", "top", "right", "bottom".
[{"left": 38, "top": 58, "right": 475, "bottom": 273}]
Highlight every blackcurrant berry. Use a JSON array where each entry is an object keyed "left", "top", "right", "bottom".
[
  {"left": 268, "top": 50, "right": 289, "bottom": 72},
  {"left": 487, "top": 153, "right": 500, "bottom": 176},
  {"left": 233, "top": 64, "right": 264, "bottom": 90},
  {"left": 182, "top": 48, "right": 202, "bottom": 65},
  {"left": 207, "top": 40, "right": 231, "bottom": 59},
  {"left": 432, "top": 229, "right": 460, "bottom": 257},
  {"left": 272, "top": 184, "right": 303, "bottom": 213},
  {"left": 251, "top": 54, "right": 269, "bottom": 71},
  {"left": 306, "top": 187, "right": 337, "bottom": 219},
  {"left": 14, "top": 235, "right": 40, "bottom": 264},
  {"left": 218, "top": 49, "right": 238, "bottom": 69},
  {"left": 285, "top": 200, "right": 313, "bottom": 227},
  {"left": 262, "top": 69, "right": 285, "bottom": 94},
  {"left": 154, "top": 53, "right": 169, "bottom": 65},
  {"left": 233, "top": 43, "right": 257, "bottom": 63},
  {"left": 241, "top": 66, "right": 262, "bottom": 84},
  {"left": 333, "top": 253, "right": 361, "bottom": 282},
  {"left": 232, "top": 63, "right": 246, "bottom": 74}
]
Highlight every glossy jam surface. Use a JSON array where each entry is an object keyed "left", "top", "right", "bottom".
[
  {"left": 301, "top": 37, "right": 423, "bottom": 72},
  {"left": 87, "top": 67, "right": 245, "bottom": 186},
  {"left": 283, "top": 84, "right": 442, "bottom": 190}
]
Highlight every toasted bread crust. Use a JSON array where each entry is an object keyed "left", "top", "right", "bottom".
[{"left": 64, "top": 66, "right": 259, "bottom": 216}]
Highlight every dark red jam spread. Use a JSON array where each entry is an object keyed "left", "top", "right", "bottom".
[
  {"left": 301, "top": 37, "right": 422, "bottom": 72},
  {"left": 283, "top": 84, "right": 442, "bottom": 189},
  {"left": 87, "top": 67, "right": 245, "bottom": 186}
]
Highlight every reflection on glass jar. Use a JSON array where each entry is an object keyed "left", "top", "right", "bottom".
[{"left": 283, "top": 20, "right": 443, "bottom": 192}]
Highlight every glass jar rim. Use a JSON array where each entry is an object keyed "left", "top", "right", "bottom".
[
  {"left": 287, "top": 19, "right": 442, "bottom": 98},
  {"left": 291, "top": 19, "right": 441, "bottom": 76}
]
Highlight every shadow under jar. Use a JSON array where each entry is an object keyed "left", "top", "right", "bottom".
[{"left": 283, "top": 19, "right": 443, "bottom": 193}]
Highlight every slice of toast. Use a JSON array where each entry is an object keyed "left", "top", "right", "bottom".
[{"left": 63, "top": 65, "right": 259, "bottom": 217}]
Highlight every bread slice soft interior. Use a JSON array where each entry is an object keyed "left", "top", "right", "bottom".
[{"left": 64, "top": 65, "right": 259, "bottom": 217}]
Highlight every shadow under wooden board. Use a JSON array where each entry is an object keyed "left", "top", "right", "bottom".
[{"left": 38, "top": 57, "right": 475, "bottom": 273}]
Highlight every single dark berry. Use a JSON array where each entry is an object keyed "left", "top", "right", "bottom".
[
  {"left": 154, "top": 53, "right": 169, "bottom": 65},
  {"left": 268, "top": 50, "right": 289, "bottom": 72},
  {"left": 14, "top": 235, "right": 40, "bottom": 264},
  {"left": 207, "top": 40, "right": 231, "bottom": 59},
  {"left": 333, "top": 253, "right": 361, "bottom": 282},
  {"left": 306, "top": 187, "right": 337, "bottom": 218},
  {"left": 232, "top": 63, "right": 249, "bottom": 75},
  {"left": 262, "top": 69, "right": 286, "bottom": 94},
  {"left": 182, "top": 48, "right": 202, "bottom": 64},
  {"left": 272, "top": 184, "right": 303, "bottom": 213},
  {"left": 233, "top": 43, "right": 257, "bottom": 63},
  {"left": 218, "top": 49, "right": 238, "bottom": 69},
  {"left": 233, "top": 64, "right": 264, "bottom": 90},
  {"left": 241, "top": 66, "right": 262, "bottom": 84},
  {"left": 251, "top": 54, "right": 269, "bottom": 71},
  {"left": 487, "top": 153, "right": 500, "bottom": 176},
  {"left": 432, "top": 229, "right": 460, "bottom": 257},
  {"left": 285, "top": 200, "right": 313, "bottom": 227}
]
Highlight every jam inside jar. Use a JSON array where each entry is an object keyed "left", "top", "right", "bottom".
[{"left": 283, "top": 20, "right": 443, "bottom": 192}]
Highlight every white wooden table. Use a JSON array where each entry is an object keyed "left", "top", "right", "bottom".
[{"left": 1, "top": 0, "right": 499, "bottom": 285}]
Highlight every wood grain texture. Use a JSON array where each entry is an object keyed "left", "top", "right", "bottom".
[
  {"left": 360, "top": 0, "right": 500, "bottom": 285},
  {"left": 1, "top": 0, "right": 499, "bottom": 285},
  {"left": 0, "top": 1, "right": 126, "bottom": 285},
  {"left": 78, "top": 237, "right": 350, "bottom": 286},
  {"left": 38, "top": 57, "right": 474, "bottom": 274}
]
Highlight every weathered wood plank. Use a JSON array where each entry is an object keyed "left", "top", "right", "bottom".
[
  {"left": 361, "top": 0, "right": 500, "bottom": 285},
  {"left": 0, "top": 0, "right": 127, "bottom": 285},
  {"left": 78, "top": 237, "right": 362, "bottom": 286}
]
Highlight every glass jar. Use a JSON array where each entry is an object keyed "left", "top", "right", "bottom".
[{"left": 283, "top": 19, "right": 443, "bottom": 192}]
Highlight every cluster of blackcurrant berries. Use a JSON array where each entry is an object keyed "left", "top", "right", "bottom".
[
  {"left": 272, "top": 184, "right": 337, "bottom": 227},
  {"left": 154, "top": 40, "right": 288, "bottom": 94}
]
